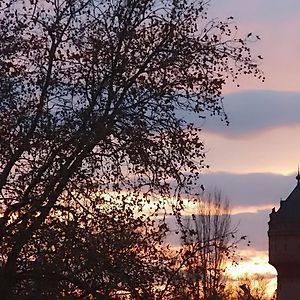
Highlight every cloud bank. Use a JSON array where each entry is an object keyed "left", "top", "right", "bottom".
[
  {"left": 200, "top": 90, "right": 300, "bottom": 137},
  {"left": 209, "top": 0, "right": 300, "bottom": 22},
  {"left": 199, "top": 171, "right": 296, "bottom": 207}
]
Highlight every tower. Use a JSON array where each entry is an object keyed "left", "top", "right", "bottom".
[{"left": 268, "top": 172, "right": 300, "bottom": 299}]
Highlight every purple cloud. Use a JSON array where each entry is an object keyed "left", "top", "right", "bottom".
[
  {"left": 198, "top": 171, "right": 296, "bottom": 207},
  {"left": 198, "top": 90, "right": 300, "bottom": 137}
]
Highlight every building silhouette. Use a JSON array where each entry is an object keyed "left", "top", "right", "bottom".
[{"left": 268, "top": 172, "right": 300, "bottom": 299}]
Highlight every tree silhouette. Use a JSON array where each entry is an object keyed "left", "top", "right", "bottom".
[
  {"left": 173, "top": 189, "right": 238, "bottom": 300},
  {"left": 0, "top": 0, "right": 262, "bottom": 298}
]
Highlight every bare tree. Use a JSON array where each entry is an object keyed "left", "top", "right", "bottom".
[
  {"left": 179, "top": 189, "right": 239, "bottom": 300},
  {"left": 0, "top": 0, "right": 262, "bottom": 298}
]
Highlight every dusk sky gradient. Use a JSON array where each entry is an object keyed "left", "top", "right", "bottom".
[{"left": 194, "top": 0, "right": 300, "bottom": 290}]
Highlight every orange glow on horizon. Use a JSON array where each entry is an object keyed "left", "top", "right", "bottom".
[
  {"left": 226, "top": 249, "right": 277, "bottom": 297},
  {"left": 231, "top": 204, "right": 276, "bottom": 215}
]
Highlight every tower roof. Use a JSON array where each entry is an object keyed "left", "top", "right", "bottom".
[{"left": 270, "top": 173, "right": 300, "bottom": 223}]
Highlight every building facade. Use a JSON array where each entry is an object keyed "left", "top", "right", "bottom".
[{"left": 268, "top": 173, "right": 300, "bottom": 299}]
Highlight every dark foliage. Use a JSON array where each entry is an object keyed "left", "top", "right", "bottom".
[{"left": 0, "top": 0, "right": 262, "bottom": 298}]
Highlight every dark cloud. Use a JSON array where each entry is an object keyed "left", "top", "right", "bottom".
[
  {"left": 209, "top": 0, "right": 300, "bottom": 23},
  {"left": 199, "top": 171, "right": 296, "bottom": 207},
  {"left": 196, "top": 90, "right": 300, "bottom": 137},
  {"left": 164, "top": 208, "right": 271, "bottom": 251},
  {"left": 232, "top": 209, "right": 270, "bottom": 251}
]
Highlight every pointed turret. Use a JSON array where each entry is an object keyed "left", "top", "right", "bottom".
[
  {"left": 296, "top": 166, "right": 300, "bottom": 185},
  {"left": 268, "top": 171, "right": 300, "bottom": 300}
]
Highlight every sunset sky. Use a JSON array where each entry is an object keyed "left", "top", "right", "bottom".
[{"left": 195, "top": 0, "right": 300, "bottom": 293}]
